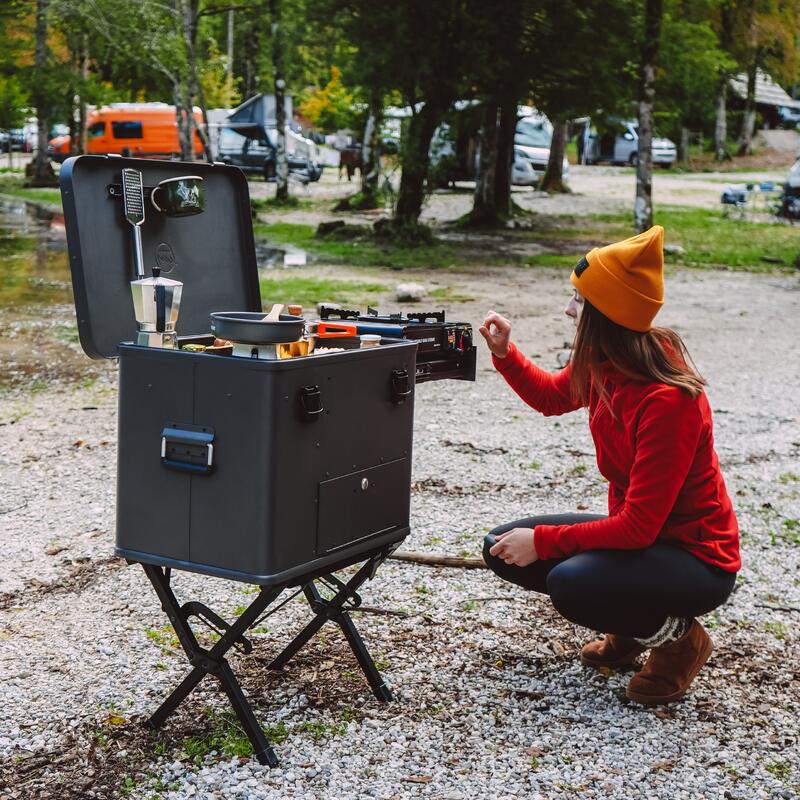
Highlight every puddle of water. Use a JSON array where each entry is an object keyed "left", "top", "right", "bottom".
[
  {"left": 254, "top": 241, "right": 308, "bottom": 268},
  {"left": 0, "top": 197, "right": 101, "bottom": 392}
]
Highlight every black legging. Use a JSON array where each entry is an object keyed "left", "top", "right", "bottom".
[{"left": 483, "top": 514, "right": 737, "bottom": 638}]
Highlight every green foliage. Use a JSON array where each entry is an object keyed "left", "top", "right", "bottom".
[
  {"left": 0, "top": 75, "right": 27, "bottom": 132},
  {"left": 656, "top": 3, "right": 735, "bottom": 141},
  {"left": 199, "top": 36, "right": 240, "bottom": 109},
  {"left": 528, "top": 0, "right": 639, "bottom": 122},
  {"left": 299, "top": 66, "right": 358, "bottom": 133}
]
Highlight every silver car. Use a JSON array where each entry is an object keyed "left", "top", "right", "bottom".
[{"left": 586, "top": 121, "right": 676, "bottom": 167}]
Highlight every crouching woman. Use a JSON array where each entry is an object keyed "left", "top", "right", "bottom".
[{"left": 480, "top": 226, "right": 740, "bottom": 705}]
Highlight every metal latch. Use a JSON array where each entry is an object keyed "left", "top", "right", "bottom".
[
  {"left": 391, "top": 369, "right": 412, "bottom": 403},
  {"left": 161, "top": 424, "right": 215, "bottom": 475},
  {"left": 300, "top": 385, "right": 324, "bottom": 421}
]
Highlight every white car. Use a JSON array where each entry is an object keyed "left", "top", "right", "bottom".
[
  {"left": 513, "top": 115, "right": 570, "bottom": 185},
  {"left": 586, "top": 121, "right": 676, "bottom": 167}
]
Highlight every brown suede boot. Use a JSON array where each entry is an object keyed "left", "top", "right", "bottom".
[
  {"left": 580, "top": 634, "right": 647, "bottom": 670},
  {"left": 626, "top": 619, "right": 713, "bottom": 705}
]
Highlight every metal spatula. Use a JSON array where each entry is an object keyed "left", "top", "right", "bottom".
[{"left": 122, "top": 168, "right": 146, "bottom": 279}]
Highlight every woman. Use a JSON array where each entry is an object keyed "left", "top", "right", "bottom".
[{"left": 479, "top": 225, "right": 740, "bottom": 705}]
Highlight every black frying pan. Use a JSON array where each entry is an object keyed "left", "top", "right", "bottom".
[{"left": 210, "top": 311, "right": 305, "bottom": 344}]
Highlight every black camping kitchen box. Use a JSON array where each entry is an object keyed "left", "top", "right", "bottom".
[{"left": 60, "top": 155, "right": 417, "bottom": 586}]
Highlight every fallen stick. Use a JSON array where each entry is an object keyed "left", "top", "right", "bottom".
[
  {"left": 755, "top": 603, "right": 800, "bottom": 614},
  {"left": 389, "top": 550, "right": 487, "bottom": 569}
]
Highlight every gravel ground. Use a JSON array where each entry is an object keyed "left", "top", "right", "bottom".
[{"left": 1, "top": 266, "right": 799, "bottom": 800}]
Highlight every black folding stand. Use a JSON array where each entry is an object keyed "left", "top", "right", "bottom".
[{"left": 140, "top": 548, "right": 395, "bottom": 766}]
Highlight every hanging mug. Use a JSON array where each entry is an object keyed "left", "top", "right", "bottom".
[{"left": 151, "top": 175, "right": 205, "bottom": 217}]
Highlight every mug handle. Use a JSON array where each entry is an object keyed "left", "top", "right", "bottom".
[{"left": 151, "top": 185, "right": 165, "bottom": 212}]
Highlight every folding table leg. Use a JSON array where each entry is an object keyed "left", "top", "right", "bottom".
[
  {"left": 336, "top": 611, "right": 394, "bottom": 702},
  {"left": 146, "top": 665, "right": 205, "bottom": 730},
  {"left": 140, "top": 564, "right": 283, "bottom": 766},
  {"left": 217, "top": 660, "right": 280, "bottom": 767},
  {"left": 267, "top": 612, "right": 328, "bottom": 671}
]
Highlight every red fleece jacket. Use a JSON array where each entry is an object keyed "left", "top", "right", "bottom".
[{"left": 493, "top": 343, "right": 741, "bottom": 572}]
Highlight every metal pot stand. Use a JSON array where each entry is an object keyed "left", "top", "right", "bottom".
[{"left": 141, "top": 544, "right": 396, "bottom": 767}]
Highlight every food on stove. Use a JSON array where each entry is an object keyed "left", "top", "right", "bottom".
[
  {"left": 287, "top": 304, "right": 303, "bottom": 317},
  {"left": 181, "top": 343, "right": 207, "bottom": 352},
  {"left": 212, "top": 338, "right": 232, "bottom": 348}
]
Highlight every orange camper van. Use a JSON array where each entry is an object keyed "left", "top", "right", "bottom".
[{"left": 49, "top": 103, "right": 204, "bottom": 161}]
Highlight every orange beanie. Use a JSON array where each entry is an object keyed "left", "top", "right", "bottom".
[{"left": 570, "top": 225, "right": 665, "bottom": 332}]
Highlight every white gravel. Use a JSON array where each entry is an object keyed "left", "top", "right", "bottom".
[{"left": 1, "top": 267, "right": 798, "bottom": 799}]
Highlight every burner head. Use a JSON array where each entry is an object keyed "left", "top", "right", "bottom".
[{"left": 231, "top": 342, "right": 282, "bottom": 360}]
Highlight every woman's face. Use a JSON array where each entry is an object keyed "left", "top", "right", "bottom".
[{"left": 565, "top": 289, "right": 584, "bottom": 327}]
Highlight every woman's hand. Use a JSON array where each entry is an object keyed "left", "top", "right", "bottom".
[
  {"left": 489, "top": 528, "right": 539, "bottom": 566},
  {"left": 479, "top": 311, "right": 512, "bottom": 359}
]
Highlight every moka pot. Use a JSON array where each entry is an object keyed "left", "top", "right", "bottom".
[{"left": 130, "top": 267, "right": 183, "bottom": 348}]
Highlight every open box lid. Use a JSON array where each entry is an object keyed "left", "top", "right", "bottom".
[{"left": 60, "top": 155, "right": 261, "bottom": 359}]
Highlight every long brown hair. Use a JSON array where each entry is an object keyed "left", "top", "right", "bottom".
[{"left": 569, "top": 298, "right": 706, "bottom": 409}]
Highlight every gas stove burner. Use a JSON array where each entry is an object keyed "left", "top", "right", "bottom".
[{"left": 231, "top": 341, "right": 282, "bottom": 360}]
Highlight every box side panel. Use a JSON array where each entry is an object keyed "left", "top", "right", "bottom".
[
  {"left": 271, "top": 345, "right": 416, "bottom": 565},
  {"left": 116, "top": 350, "right": 195, "bottom": 560},
  {"left": 188, "top": 360, "right": 274, "bottom": 574}
]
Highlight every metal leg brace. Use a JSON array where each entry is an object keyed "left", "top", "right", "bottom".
[
  {"left": 268, "top": 554, "right": 394, "bottom": 702},
  {"left": 140, "top": 549, "right": 394, "bottom": 767}
]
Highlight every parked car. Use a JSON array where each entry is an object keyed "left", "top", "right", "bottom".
[
  {"left": 48, "top": 104, "right": 205, "bottom": 162},
  {"left": 216, "top": 125, "right": 322, "bottom": 183},
  {"left": 585, "top": 121, "right": 676, "bottom": 167},
  {"left": 777, "top": 106, "right": 800, "bottom": 130},
  {"left": 429, "top": 109, "right": 569, "bottom": 187},
  {"left": 0, "top": 129, "right": 26, "bottom": 151},
  {"left": 513, "top": 114, "right": 569, "bottom": 185}
]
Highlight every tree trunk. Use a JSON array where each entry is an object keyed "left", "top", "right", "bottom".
[
  {"left": 737, "top": 58, "right": 758, "bottom": 155},
  {"left": 226, "top": 9, "right": 234, "bottom": 81},
  {"left": 269, "top": 0, "right": 289, "bottom": 201},
  {"left": 30, "top": 0, "right": 53, "bottom": 186},
  {"left": 243, "top": 26, "right": 259, "bottom": 99},
  {"left": 174, "top": 81, "right": 193, "bottom": 161},
  {"left": 493, "top": 97, "right": 516, "bottom": 219},
  {"left": 634, "top": 0, "right": 663, "bottom": 233},
  {"left": 540, "top": 120, "right": 569, "bottom": 193},
  {"left": 714, "top": 80, "right": 728, "bottom": 160},
  {"left": 77, "top": 33, "right": 88, "bottom": 155},
  {"left": 180, "top": 0, "right": 213, "bottom": 162},
  {"left": 360, "top": 93, "right": 382, "bottom": 207},
  {"left": 394, "top": 102, "right": 442, "bottom": 228},
  {"left": 679, "top": 126, "right": 690, "bottom": 166},
  {"left": 471, "top": 101, "right": 500, "bottom": 224}
]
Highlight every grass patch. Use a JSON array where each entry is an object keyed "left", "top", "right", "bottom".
[
  {"left": 522, "top": 253, "right": 578, "bottom": 268},
  {"left": 0, "top": 176, "right": 62, "bottom": 207},
  {"left": 259, "top": 274, "right": 389, "bottom": 307},
  {"left": 765, "top": 760, "right": 791, "bottom": 781},
  {"left": 182, "top": 710, "right": 258, "bottom": 761},
  {"left": 255, "top": 222, "right": 465, "bottom": 269},
  {"left": 251, "top": 195, "right": 324, "bottom": 213},
  {"left": 515, "top": 206, "right": 798, "bottom": 272},
  {"left": 429, "top": 285, "right": 475, "bottom": 302},
  {"left": 655, "top": 207, "right": 798, "bottom": 270}
]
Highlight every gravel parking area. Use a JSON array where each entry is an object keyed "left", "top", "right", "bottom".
[{"left": 1, "top": 266, "right": 798, "bottom": 799}]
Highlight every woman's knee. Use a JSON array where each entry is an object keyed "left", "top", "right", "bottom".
[
  {"left": 482, "top": 534, "right": 505, "bottom": 575},
  {"left": 546, "top": 558, "right": 595, "bottom": 624}
]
